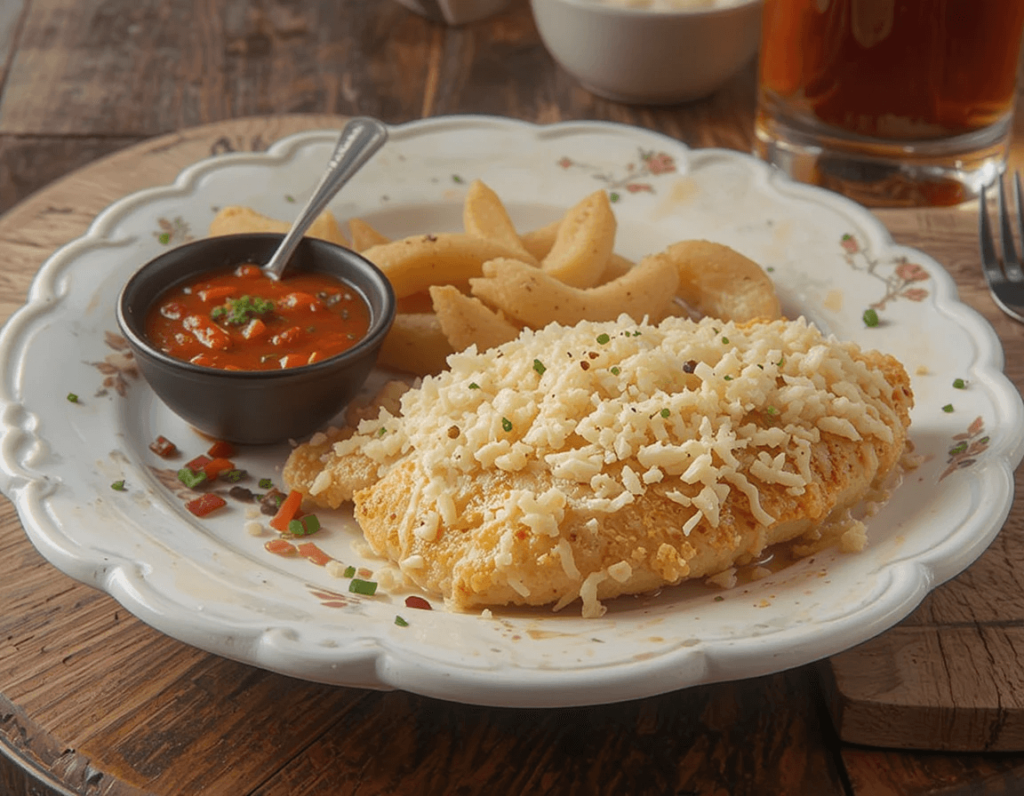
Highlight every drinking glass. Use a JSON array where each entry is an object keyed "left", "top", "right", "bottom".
[{"left": 755, "top": 0, "right": 1024, "bottom": 207}]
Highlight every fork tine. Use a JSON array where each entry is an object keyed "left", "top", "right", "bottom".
[
  {"left": 980, "top": 182, "right": 1006, "bottom": 287},
  {"left": 1014, "top": 171, "right": 1024, "bottom": 263},
  {"left": 998, "top": 175, "right": 1024, "bottom": 280}
]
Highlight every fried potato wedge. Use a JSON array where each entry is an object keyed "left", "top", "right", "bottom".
[
  {"left": 663, "top": 240, "right": 782, "bottom": 322},
  {"left": 430, "top": 284, "right": 521, "bottom": 353},
  {"left": 209, "top": 205, "right": 348, "bottom": 246},
  {"left": 520, "top": 220, "right": 560, "bottom": 260},
  {"left": 525, "top": 218, "right": 633, "bottom": 285},
  {"left": 378, "top": 312, "right": 454, "bottom": 376},
  {"left": 463, "top": 180, "right": 536, "bottom": 264},
  {"left": 470, "top": 254, "right": 680, "bottom": 328},
  {"left": 396, "top": 290, "right": 437, "bottom": 315},
  {"left": 361, "top": 234, "right": 535, "bottom": 299},
  {"left": 540, "top": 190, "right": 616, "bottom": 289},
  {"left": 348, "top": 217, "right": 390, "bottom": 251}
]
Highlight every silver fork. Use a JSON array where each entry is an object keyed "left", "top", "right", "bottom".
[{"left": 979, "top": 171, "right": 1024, "bottom": 322}]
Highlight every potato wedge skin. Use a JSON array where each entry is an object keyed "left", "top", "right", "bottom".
[
  {"left": 430, "top": 285, "right": 521, "bottom": 353},
  {"left": 463, "top": 180, "right": 537, "bottom": 265},
  {"left": 470, "top": 254, "right": 680, "bottom": 328},
  {"left": 664, "top": 239, "right": 782, "bottom": 322},
  {"left": 378, "top": 312, "right": 454, "bottom": 376},
  {"left": 361, "top": 233, "right": 533, "bottom": 299},
  {"left": 209, "top": 205, "right": 349, "bottom": 247},
  {"left": 348, "top": 217, "right": 390, "bottom": 251},
  {"left": 540, "top": 190, "right": 617, "bottom": 289}
]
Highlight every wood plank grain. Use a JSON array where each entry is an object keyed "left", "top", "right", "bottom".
[
  {"left": 0, "top": 135, "right": 142, "bottom": 216},
  {"left": 843, "top": 744, "right": 1024, "bottom": 796},
  {"left": 0, "top": 0, "right": 434, "bottom": 137},
  {"left": 249, "top": 672, "right": 848, "bottom": 796},
  {"left": 0, "top": 0, "right": 25, "bottom": 90}
]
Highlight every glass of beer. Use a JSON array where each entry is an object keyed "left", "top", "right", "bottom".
[{"left": 754, "top": 0, "right": 1024, "bottom": 207}]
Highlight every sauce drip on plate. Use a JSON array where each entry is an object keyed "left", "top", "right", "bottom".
[{"left": 145, "top": 263, "right": 372, "bottom": 371}]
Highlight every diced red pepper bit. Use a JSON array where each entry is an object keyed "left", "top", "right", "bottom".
[
  {"left": 203, "top": 457, "right": 236, "bottom": 480},
  {"left": 297, "top": 541, "right": 332, "bottom": 566},
  {"left": 265, "top": 538, "right": 298, "bottom": 556},
  {"left": 405, "top": 596, "right": 432, "bottom": 611},
  {"left": 186, "top": 454, "right": 212, "bottom": 472},
  {"left": 269, "top": 489, "right": 304, "bottom": 533},
  {"left": 207, "top": 439, "right": 236, "bottom": 458},
  {"left": 149, "top": 435, "right": 178, "bottom": 458},
  {"left": 185, "top": 493, "right": 227, "bottom": 517}
]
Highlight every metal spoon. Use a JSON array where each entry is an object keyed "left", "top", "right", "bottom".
[{"left": 263, "top": 116, "right": 389, "bottom": 279}]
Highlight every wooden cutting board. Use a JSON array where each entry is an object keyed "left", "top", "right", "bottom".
[{"left": 0, "top": 114, "right": 1022, "bottom": 754}]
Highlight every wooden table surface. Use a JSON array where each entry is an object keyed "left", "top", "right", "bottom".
[{"left": 3, "top": 2, "right": 1024, "bottom": 794}]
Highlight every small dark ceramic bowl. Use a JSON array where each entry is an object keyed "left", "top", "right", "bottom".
[{"left": 117, "top": 233, "right": 396, "bottom": 445}]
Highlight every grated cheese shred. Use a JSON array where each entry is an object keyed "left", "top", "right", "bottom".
[{"left": 332, "top": 314, "right": 906, "bottom": 615}]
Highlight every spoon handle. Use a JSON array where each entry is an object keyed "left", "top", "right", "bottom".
[{"left": 264, "top": 116, "right": 389, "bottom": 279}]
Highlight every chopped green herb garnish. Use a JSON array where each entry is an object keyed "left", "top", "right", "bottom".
[
  {"left": 111, "top": 480, "right": 126, "bottom": 491},
  {"left": 942, "top": 403, "right": 954, "bottom": 413},
  {"left": 224, "top": 469, "right": 246, "bottom": 483},
  {"left": 863, "top": 308, "right": 880, "bottom": 327},
  {"left": 258, "top": 478, "right": 274, "bottom": 490},
  {"left": 660, "top": 408, "right": 671, "bottom": 418},
  {"left": 452, "top": 174, "right": 464, "bottom": 184},
  {"left": 468, "top": 382, "right": 480, "bottom": 390},
  {"left": 210, "top": 295, "right": 275, "bottom": 326},
  {"left": 177, "top": 468, "right": 207, "bottom": 489},
  {"left": 610, "top": 366, "right": 620, "bottom": 375},
  {"left": 714, "top": 595, "right": 725, "bottom": 602},
  {"left": 349, "top": 578, "right": 378, "bottom": 596},
  {"left": 765, "top": 405, "right": 779, "bottom": 416},
  {"left": 723, "top": 375, "right": 733, "bottom": 381},
  {"left": 777, "top": 356, "right": 785, "bottom": 367},
  {"left": 596, "top": 333, "right": 610, "bottom": 345},
  {"left": 343, "top": 565, "right": 356, "bottom": 578},
  {"left": 721, "top": 336, "right": 730, "bottom": 344},
  {"left": 67, "top": 393, "right": 79, "bottom": 403},
  {"left": 377, "top": 427, "right": 387, "bottom": 437},
  {"left": 395, "top": 615, "right": 409, "bottom": 627},
  {"left": 953, "top": 378, "right": 967, "bottom": 389},
  {"left": 766, "top": 266, "right": 775, "bottom": 272},
  {"left": 949, "top": 441, "right": 968, "bottom": 455},
  {"left": 533, "top": 359, "right": 546, "bottom": 375},
  {"left": 501, "top": 417, "right": 513, "bottom": 432}
]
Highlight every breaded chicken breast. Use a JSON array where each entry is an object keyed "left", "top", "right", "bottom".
[{"left": 285, "top": 315, "right": 913, "bottom": 617}]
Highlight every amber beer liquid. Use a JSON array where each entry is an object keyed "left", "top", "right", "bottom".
[{"left": 755, "top": 0, "right": 1024, "bottom": 206}]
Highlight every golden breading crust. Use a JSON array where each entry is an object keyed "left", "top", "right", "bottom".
[
  {"left": 353, "top": 354, "right": 911, "bottom": 613},
  {"left": 284, "top": 316, "right": 913, "bottom": 617}
]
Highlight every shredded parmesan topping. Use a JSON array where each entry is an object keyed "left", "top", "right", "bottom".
[{"left": 336, "top": 315, "right": 899, "bottom": 550}]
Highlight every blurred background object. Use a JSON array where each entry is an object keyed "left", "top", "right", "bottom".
[
  {"left": 394, "top": 0, "right": 512, "bottom": 24},
  {"left": 530, "top": 0, "right": 762, "bottom": 104},
  {"left": 754, "top": 0, "right": 1024, "bottom": 207}
]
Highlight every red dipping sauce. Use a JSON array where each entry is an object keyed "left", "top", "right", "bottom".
[{"left": 144, "top": 263, "right": 372, "bottom": 371}]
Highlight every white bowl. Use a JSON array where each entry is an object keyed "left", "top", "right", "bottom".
[{"left": 530, "top": 0, "right": 762, "bottom": 104}]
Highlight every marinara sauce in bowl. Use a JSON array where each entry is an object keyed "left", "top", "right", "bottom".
[{"left": 117, "top": 233, "right": 396, "bottom": 444}]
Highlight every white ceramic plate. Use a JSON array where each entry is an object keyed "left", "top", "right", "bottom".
[{"left": 1, "top": 116, "right": 1021, "bottom": 707}]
